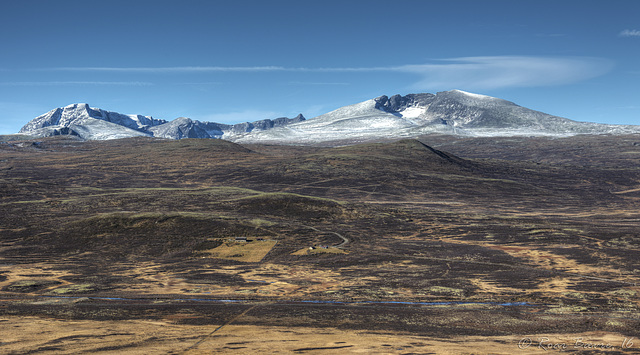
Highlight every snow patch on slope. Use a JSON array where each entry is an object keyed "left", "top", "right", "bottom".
[
  {"left": 451, "top": 89, "right": 492, "bottom": 100},
  {"left": 68, "top": 118, "right": 151, "bottom": 140},
  {"left": 442, "top": 89, "right": 514, "bottom": 108},
  {"left": 399, "top": 107, "right": 426, "bottom": 119}
]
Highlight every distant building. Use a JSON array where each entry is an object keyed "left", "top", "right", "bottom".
[{"left": 235, "top": 236, "right": 247, "bottom": 242}]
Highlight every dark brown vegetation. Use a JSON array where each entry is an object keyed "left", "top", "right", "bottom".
[{"left": 1, "top": 134, "right": 639, "bottom": 353}]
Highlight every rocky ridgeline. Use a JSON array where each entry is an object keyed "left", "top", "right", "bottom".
[{"left": 19, "top": 103, "right": 305, "bottom": 140}]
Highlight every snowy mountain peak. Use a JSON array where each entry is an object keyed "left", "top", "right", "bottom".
[
  {"left": 19, "top": 103, "right": 91, "bottom": 132},
  {"left": 65, "top": 103, "right": 89, "bottom": 109},
  {"left": 18, "top": 103, "right": 168, "bottom": 140}
]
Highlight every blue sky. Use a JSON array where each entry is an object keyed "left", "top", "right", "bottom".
[{"left": 1, "top": 0, "right": 639, "bottom": 134}]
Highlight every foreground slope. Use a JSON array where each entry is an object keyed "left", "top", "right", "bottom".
[{"left": 1, "top": 135, "right": 639, "bottom": 353}]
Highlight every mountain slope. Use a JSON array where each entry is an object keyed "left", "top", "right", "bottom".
[{"left": 233, "top": 90, "right": 640, "bottom": 144}]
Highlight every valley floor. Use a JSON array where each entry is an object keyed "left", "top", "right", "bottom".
[{"left": 1, "top": 135, "right": 640, "bottom": 353}]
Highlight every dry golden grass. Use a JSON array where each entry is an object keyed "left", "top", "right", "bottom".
[
  {"left": 0, "top": 316, "right": 221, "bottom": 354},
  {"left": 2, "top": 317, "right": 637, "bottom": 355},
  {"left": 184, "top": 325, "right": 640, "bottom": 354},
  {"left": 204, "top": 240, "right": 278, "bottom": 263}
]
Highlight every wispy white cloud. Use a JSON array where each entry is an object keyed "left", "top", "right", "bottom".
[
  {"left": 0, "top": 81, "right": 152, "bottom": 86},
  {"left": 619, "top": 29, "right": 640, "bottom": 37},
  {"left": 393, "top": 56, "right": 614, "bottom": 90}
]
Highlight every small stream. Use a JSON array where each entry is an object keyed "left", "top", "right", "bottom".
[{"left": 36, "top": 295, "right": 538, "bottom": 307}]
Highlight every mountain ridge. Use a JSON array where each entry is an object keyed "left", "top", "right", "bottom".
[
  {"left": 18, "top": 90, "right": 640, "bottom": 143},
  {"left": 234, "top": 90, "right": 640, "bottom": 144},
  {"left": 20, "top": 104, "right": 306, "bottom": 141}
]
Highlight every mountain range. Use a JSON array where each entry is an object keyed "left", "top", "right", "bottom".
[
  {"left": 18, "top": 103, "right": 306, "bottom": 141},
  {"left": 18, "top": 90, "right": 640, "bottom": 144}
]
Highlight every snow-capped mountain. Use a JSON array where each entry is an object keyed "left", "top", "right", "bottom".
[
  {"left": 18, "top": 90, "right": 640, "bottom": 143},
  {"left": 232, "top": 90, "right": 640, "bottom": 144},
  {"left": 19, "top": 103, "right": 165, "bottom": 140},
  {"left": 147, "top": 117, "right": 211, "bottom": 139},
  {"left": 19, "top": 104, "right": 306, "bottom": 140}
]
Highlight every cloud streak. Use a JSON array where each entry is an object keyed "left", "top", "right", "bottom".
[
  {"left": 619, "top": 29, "right": 640, "bottom": 37},
  {"left": 395, "top": 56, "right": 614, "bottom": 90},
  {"left": 0, "top": 81, "right": 152, "bottom": 86},
  {"left": 51, "top": 66, "right": 390, "bottom": 73},
  {"left": 48, "top": 56, "right": 612, "bottom": 91},
  {"left": 52, "top": 66, "right": 289, "bottom": 73}
]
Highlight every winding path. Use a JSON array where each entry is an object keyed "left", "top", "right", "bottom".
[{"left": 303, "top": 225, "right": 349, "bottom": 248}]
